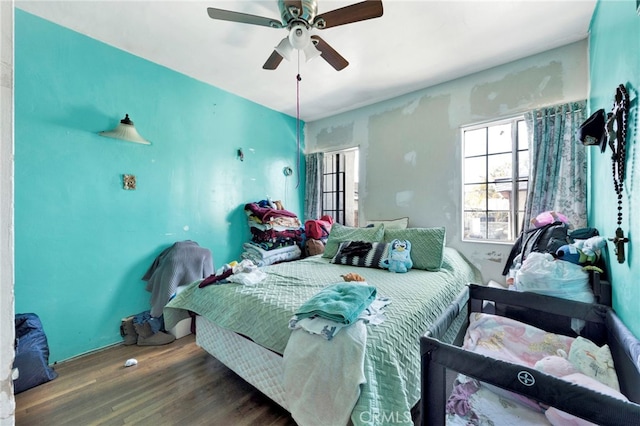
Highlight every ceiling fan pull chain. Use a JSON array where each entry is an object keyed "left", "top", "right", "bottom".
[{"left": 295, "top": 51, "right": 301, "bottom": 189}]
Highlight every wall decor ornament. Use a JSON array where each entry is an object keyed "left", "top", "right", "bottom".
[
  {"left": 123, "top": 174, "right": 136, "bottom": 190},
  {"left": 605, "top": 84, "right": 630, "bottom": 263}
]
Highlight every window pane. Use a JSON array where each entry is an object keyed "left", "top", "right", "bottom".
[
  {"left": 492, "top": 179, "right": 513, "bottom": 203},
  {"left": 464, "top": 211, "right": 487, "bottom": 239},
  {"left": 516, "top": 210, "right": 525, "bottom": 235},
  {"left": 323, "top": 192, "right": 333, "bottom": 210},
  {"left": 487, "top": 182, "right": 509, "bottom": 211},
  {"left": 518, "top": 150, "right": 529, "bottom": 179},
  {"left": 487, "top": 153, "right": 512, "bottom": 181},
  {"left": 464, "top": 184, "right": 486, "bottom": 210},
  {"left": 487, "top": 123, "right": 512, "bottom": 154},
  {"left": 464, "top": 157, "right": 486, "bottom": 183},
  {"left": 518, "top": 120, "right": 528, "bottom": 150},
  {"left": 516, "top": 186, "right": 528, "bottom": 210},
  {"left": 464, "top": 129, "right": 486, "bottom": 157},
  {"left": 487, "top": 211, "right": 511, "bottom": 241}
]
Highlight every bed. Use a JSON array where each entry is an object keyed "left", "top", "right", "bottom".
[
  {"left": 164, "top": 245, "right": 481, "bottom": 425},
  {"left": 420, "top": 284, "right": 640, "bottom": 425}
]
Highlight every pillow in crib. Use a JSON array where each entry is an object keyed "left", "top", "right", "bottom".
[{"left": 568, "top": 336, "right": 620, "bottom": 391}]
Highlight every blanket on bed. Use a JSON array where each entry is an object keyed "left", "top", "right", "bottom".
[
  {"left": 284, "top": 321, "right": 367, "bottom": 426},
  {"left": 295, "top": 283, "right": 377, "bottom": 324},
  {"left": 164, "top": 247, "right": 481, "bottom": 426}
]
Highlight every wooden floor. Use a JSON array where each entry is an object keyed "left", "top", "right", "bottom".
[{"left": 15, "top": 334, "right": 297, "bottom": 425}]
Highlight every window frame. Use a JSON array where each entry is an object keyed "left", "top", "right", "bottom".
[
  {"left": 461, "top": 115, "right": 529, "bottom": 244},
  {"left": 321, "top": 148, "right": 359, "bottom": 226}
]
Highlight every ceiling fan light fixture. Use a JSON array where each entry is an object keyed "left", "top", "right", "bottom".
[
  {"left": 288, "top": 23, "right": 311, "bottom": 50},
  {"left": 274, "top": 37, "right": 294, "bottom": 61},
  {"left": 303, "top": 42, "right": 322, "bottom": 62}
]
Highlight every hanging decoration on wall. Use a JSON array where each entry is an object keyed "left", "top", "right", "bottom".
[
  {"left": 577, "top": 108, "right": 607, "bottom": 151},
  {"left": 605, "top": 83, "right": 630, "bottom": 264}
]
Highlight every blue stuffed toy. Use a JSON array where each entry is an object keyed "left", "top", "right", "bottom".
[
  {"left": 555, "top": 236, "right": 607, "bottom": 266},
  {"left": 382, "top": 239, "right": 413, "bottom": 273}
]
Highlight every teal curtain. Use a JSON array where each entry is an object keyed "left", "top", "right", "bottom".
[
  {"left": 304, "top": 152, "right": 324, "bottom": 222},
  {"left": 524, "top": 101, "right": 588, "bottom": 230}
]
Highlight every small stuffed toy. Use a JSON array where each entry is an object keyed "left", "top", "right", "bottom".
[
  {"left": 382, "top": 239, "right": 413, "bottom": 273},
  {"left": 534, "top": 354, "right": 579, "bottom": 377},
  {"left": 556, "top": 236, "right": 607, "bottom": 266},
  {"left": 341, "top": 272, "right": 366, "bottom": 282}
]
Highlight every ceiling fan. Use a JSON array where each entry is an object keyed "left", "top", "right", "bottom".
[{"left": 207, "top": 0, "right": 383, "bottom": 71}]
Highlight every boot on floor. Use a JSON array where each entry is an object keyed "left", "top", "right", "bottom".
[
  {"left": 134, "top": 321, "right": 175, "bottom": 346},
  {"left": 120, "top": 316, "right": 137, "bottom": 346}
]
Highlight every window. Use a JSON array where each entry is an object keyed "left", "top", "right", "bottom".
[
  {"left": 322, "top": 148, "right": 359, "bottom": 226},
  {"left": 462, "top": 118, "right": 529, "bottom": 242}
]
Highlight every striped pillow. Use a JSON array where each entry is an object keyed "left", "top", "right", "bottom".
[{"left": 330, "top": 241, "right": 389, "bottom": 269}]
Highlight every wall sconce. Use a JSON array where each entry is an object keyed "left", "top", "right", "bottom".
[{"left": 99, "top": 114, "right": 151, "bottom": 145}]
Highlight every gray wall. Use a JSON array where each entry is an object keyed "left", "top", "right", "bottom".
[{"left": 306, "top": 41, "right": 589, "bottom": 283}]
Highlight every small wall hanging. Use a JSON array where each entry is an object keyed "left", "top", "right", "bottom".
[
  {"left": 123, "top": 174, "right": 137, "bottom": 190},
  {"left": 577, "top": 83, "right": 631, "bottom": 263},
  {"left": 606, "top": 84, "right": 630, "bottom": 263}
]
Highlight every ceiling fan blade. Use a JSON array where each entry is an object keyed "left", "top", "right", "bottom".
[
  {"left": 310, "top": 36, "right": 349, "bottom": 71},
  {"left": 313, "top": 0, "right": 383, "bottom": 29},
  {"left": 263, "top": 50, "right": 284, "bottom": 70},
  {"left": 207, "top": 7, "right": 283, "bottom": 28}
]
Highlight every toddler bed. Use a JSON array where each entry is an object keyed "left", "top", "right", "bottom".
[
  {"left": 420, "top": 284, "right": 640, "bottom": 425},
  {"left": 164, "top": 244, "right": 481, "bottom": 426}
]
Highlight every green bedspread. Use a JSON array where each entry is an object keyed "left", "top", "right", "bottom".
[{"left": 164, "top": 247, "right": 481, "bottom": 425}]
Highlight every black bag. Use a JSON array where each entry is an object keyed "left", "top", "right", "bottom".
[
  {"left": 502, "top": 221, "right": 569, "bottom": 275},
  {"left": 502, "top": 222, "right": 600, "bottom": 276},
  {"left": 521, "top": 221, "right": 571, "bottom": 261}
]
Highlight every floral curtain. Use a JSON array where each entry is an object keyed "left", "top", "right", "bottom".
[
  {"left": 524, "top": 101, "right": 588, "bottom": 230},
  {"left": 303, "top": 152, "right": 324, "bottom": 222}
]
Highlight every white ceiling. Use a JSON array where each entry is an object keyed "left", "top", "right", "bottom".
[{"left": 16, "top": 0, "right": 596, "bottom": 122}]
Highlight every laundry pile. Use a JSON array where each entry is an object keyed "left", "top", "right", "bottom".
[
  {"left": 241, "top": 200, "right": 302, "bottom": 266},
  {"left": 283, "top": 280, "right": 391, "bottom": 426}
]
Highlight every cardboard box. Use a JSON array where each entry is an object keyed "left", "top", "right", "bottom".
[{"left": 168, "top": 317, "right": 192, "bottom": 339}]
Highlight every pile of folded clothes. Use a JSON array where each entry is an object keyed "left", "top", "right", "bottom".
[{"left": 242, "top": 200, "right": 302, "bottom": 266}]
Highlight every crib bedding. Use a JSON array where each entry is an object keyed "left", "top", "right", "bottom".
[
  {"left": 420, "top": 285, "right": 640, "bottom": 426},
  {"left": 165, "top": 247, "right": 481, "bottom": 425}
]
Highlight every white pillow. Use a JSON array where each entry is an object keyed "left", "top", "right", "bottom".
[{"left": 365, "top": 217, "right": 409, "bottom": 229}]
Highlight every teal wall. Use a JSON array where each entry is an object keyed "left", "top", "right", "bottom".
[
  {"left": 588, "top": 0, "right": 640, "bottom": 338},
  {"left": 14, "top": 10, "right": 304, "bottom": 362}
]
